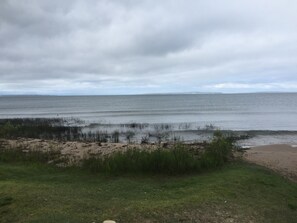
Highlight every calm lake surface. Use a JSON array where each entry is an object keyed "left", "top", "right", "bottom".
[{"left": 1, "top": 93, "right": 297, "bottom": 131}]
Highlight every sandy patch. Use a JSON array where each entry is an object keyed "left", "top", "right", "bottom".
[
  {"left": 0, "top": 138, "right": 160, "bottom": 163},
  {"left": 244, "top": 144, "right": 297, "bottom": 181}
]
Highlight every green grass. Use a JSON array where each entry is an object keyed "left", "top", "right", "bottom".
[
  {"left": 82, "top": 133, "right": 234, "bottom": 175},
  {"left": 0, "top": 162, "right": 297, "bottom": 223},
  {"left": 0, "top": 148, "right": 60, "bottom": 164},
  {"left": 0, "top": 133, "right": 296, "bottom": 222},
  {"left": 82, "top": 147, "right": 204, "bottom": 175}
]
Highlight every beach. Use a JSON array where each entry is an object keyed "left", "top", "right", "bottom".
[{"left": 244, "top": 144, "right": 297, "bottom": 181}]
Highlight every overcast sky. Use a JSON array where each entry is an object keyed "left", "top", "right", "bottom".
[{"left": 1, "top": 0, "right": 297, "bottom": 95}]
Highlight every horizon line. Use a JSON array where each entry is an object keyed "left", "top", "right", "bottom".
[{"left": 1, "top": 91, "right": 297, "bottom": 97}]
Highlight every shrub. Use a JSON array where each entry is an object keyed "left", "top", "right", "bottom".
[
  {"left": 201, "top": 130, "right": 234, "bottom": 168},
  {"left": 0, "top": 122, "right": 19, "bottom": 138}
]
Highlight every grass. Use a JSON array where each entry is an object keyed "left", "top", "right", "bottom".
[
  {"left": 0, "top": 148, "right": 60, "bottom": 164},
  {"left": 0, "top": 133, "right": 296, "bottom": 222},
  {"left": 82, "top": 132, "right": 233, "bottom": 175},
  {"left": 82, "top": 147, "right": 202, "bottom": 175},
  {"left": 0, "top": 161, "right": 296, "bottom": 223},
  {"left": 0, "top": 132, "right": 234, "bottom": 175}
]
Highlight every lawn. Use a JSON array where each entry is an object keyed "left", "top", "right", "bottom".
[{"left": 0, "top": 162, "right": 297, "bottom": 223}]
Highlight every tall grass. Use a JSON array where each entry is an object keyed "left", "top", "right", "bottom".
[
  {"left": 82, "top": 146, "right": 200, "bottom": 175},
  {"left": 82, "top": 131, "right": 234, "bottom": 175},
  {"left": 0, "top": 120, "right": 81, "bottom": 140},
  {"left": 0, "top": 148, "right": 60, "bottom": 164},
  {"left": 0, "top": 130, "right": 234, "bottom": 175}
]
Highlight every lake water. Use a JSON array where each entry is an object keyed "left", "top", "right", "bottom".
[{"left": 1, "top": 93, "right": 297, "bottom": 131}]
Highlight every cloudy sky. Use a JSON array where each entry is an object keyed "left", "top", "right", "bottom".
[{"left": 1, "top": 0, "right": 297, "bottom": 95}]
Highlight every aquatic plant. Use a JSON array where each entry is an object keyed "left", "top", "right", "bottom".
[{"left": 111, "top": 130, "right": 120, "bottom": 143}]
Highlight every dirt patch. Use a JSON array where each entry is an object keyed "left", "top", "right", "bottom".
[{"left": 244, "top": 144, "right": 297, "bottom": 181}]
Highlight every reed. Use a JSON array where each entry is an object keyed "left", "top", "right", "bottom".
[{"left": 82, "top": 132, "right": 234, "bottom": 175}]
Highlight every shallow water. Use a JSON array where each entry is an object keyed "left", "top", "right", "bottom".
[{"left": 237, "top": 133, "right": 297, "bottom": 147}]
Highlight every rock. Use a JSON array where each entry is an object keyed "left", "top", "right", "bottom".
[{"left": 103, "top": 221, "right": 116, "bottom": 223}]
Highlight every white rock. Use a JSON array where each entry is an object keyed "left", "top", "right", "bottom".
[{"left": 103, "top": 221, "right": 116, "bottom": 223}]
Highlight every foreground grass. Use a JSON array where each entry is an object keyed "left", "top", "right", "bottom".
[{"left": 0, "top": 162, "right": 297, "bottom": 223}]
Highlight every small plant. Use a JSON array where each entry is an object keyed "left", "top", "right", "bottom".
[
  {"left": 111, "top": 131, "right": 120, "bottom": 143},
  {"left": 94, "top": 131, "right": 108, "bottom": 143},
  {"left": 171, "top": 134, "right": 181, "bottom": 143},
  {"left": 154, "top": 124, "right": 172, "bottom": 131},
  {"left": 155, "top": 131, "right": 169, "bottom": 144},
  {"left": 0, "top": 122, "right": 19, "bottom": 138},
  {"left": 178, "top": 123, "right": 191, "bottom": 130},
  {"left": 203, "top": 124, "right": 217, "bottom": 131},
  {"left": 125, "top": 131, "right": 135, "bottom": 143},
  {"left": 141, "top": 134, "right": 149, "bottom": 144}
]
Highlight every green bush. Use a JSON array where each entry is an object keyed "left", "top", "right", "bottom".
[
  {"left": 0, "top": 122, "right": 19, "bottom": 138},
  {"left": 201, "top": 130, "right": 234, "bottom": 168}
]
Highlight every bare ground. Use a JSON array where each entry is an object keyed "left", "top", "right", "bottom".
[{"left": 244, "top": 144, "right": 297, "bottom": 182}]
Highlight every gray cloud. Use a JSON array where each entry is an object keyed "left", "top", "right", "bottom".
[{"left": 0, "top": 0, "right": 297, "bottom": 94}]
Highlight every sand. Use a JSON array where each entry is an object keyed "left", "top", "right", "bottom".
[
  {"left": 244, "top": 144, "right": 297, "bottom": 181},
  {"left": 0, "top": 138, "right": 159, "bottom": 163}
]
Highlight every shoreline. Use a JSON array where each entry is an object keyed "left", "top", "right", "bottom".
[
  {"left": 2, "top": 136, "right": 297, "bottom": 181},
  {"left": 1, "top": 118, "right": 297, "bottom": 180},
  {"left": 1, "top": 117, "right": 297, "bottom": 145}
]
